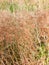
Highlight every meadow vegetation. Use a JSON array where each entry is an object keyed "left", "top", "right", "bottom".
[{"left": 0, "top": 0, "right": 49, "bottom": 65}]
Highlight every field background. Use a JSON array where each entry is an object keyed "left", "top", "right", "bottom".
[
  {"left": 0, "top": 0, "right": 49, "bottom": 11},
  {"left": 0, "top": 0, "right": 49, "bottom": 65}
]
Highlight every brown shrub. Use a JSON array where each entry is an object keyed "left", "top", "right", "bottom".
[{"left": 0, "top": 10, "right": 49, "bottom": 65}]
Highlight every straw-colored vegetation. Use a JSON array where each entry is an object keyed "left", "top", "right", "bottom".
[{"left": 0, "top": 0, "right": 49, "bottom": 65}]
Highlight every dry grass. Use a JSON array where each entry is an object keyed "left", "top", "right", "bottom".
[{"left": 0, "top": 0, "right": 49, "bottom": 65}]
